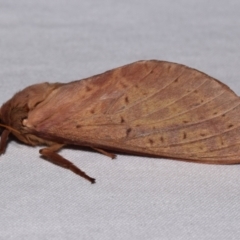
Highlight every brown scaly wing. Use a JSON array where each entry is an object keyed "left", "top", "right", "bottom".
[{"left": 26, "top": 60, "right": 240, "bottom": 163}]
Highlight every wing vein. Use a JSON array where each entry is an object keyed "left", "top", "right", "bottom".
[
  {"left": 137, "top": 90, "right": 227, "bottom": 126},
  {"left": 138, "top": 78, "right": 209, "bottom": 120},
  {"left": 125, "top": 101, "right": 240, "bottom": 145},
  {"left": 114, "top": 68, "right": 187, "bottom": 114}
]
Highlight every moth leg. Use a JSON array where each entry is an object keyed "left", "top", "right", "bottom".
[
  {"left": 39, "top": 144, "right": 95, "bottom": 184},
  {"left": 91, "top": 147, "right": 116, "bottom": 159},
  {"left": 0, "top": 129, "right": 10, "bottom": 155}
]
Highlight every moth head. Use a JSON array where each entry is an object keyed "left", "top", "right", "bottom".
[
  {"left": 0, "top": 82, "right": 62, "bottom": 146},
  {"left": 0, "top": 110, "right": 7, "bottom": 134},
  {"left": 0, "top": 106, "right": 21, "bottom": 135},
  {"left": 0, "top": 109, "right": 2, "bottom": 129}
]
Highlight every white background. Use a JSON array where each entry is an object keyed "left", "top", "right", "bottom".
[{"left": 0, "top": 1, "right": 240, "bottom": 239}]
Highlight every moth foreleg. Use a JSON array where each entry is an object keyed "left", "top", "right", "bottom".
[
  {"left": 91, "top": 147, "right": 116, "bottom": 159},
  {"left": 0, "top": 129, "right": 10, "bottom": 155},
  {"left": 39, "top": 144, "right": 95, "bottom": 184}
]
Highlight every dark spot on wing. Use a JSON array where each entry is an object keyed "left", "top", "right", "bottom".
[
  {"left": 183, "top": 132, "right": 187, "bottom": 139},
  {"left": 149, "top": 139, "right": 154, "bottom": 145},
  {"left": 126, "top": 128, "right": 132, "bottom": 137},
  {"left": 85, "top": 86, "right": 92, "bottom": 92}
]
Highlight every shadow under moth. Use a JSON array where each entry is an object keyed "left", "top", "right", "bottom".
[{"left": 1, "top": 60, "right": 239, "bottom": 183}]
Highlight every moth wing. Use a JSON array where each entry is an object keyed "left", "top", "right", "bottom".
[{"left": 26, "top": 60, "right": 240, "bottom": 163}]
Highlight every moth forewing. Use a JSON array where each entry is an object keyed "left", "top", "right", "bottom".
[{"left": 1, "top": 60, "right": 240, "bottom": 183}]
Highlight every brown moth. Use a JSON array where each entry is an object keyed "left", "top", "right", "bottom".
[{"left": 1, "top": 60, "right": 240, "bottom": 183}]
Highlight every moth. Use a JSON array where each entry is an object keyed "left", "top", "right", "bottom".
[{"left": 1, "top": 60, "right": 240, "bottom": 183}]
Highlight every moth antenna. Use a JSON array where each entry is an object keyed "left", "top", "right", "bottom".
[{"left": 0, "top": 123, "right": 20, "bottom": 135}]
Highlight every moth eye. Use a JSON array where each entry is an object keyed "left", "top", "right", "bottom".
[{"left": 22, "top": 118, "right": 28, "bottom": 126}]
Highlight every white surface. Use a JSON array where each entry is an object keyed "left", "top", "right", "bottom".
[{"left": 0, "top": 1, "right": 240, "bottom": 239}]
